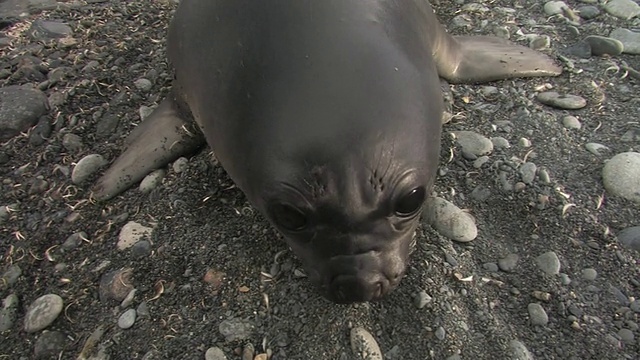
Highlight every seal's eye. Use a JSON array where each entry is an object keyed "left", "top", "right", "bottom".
[
  {"left": 394, "top": 186, "right": 426, "bottom": 217},
  {"left": 272, "top": 204, "right": 307, "bottom": 231}
]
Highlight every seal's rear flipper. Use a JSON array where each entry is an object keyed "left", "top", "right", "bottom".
[
  {"left": 91, "top": 97, "right": 205, "bottom": 201},
  {"left": 436, "top": 36, "right": 562, "bottom": 84}
]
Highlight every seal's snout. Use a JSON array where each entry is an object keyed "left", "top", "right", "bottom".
[{"left": 330, "top": 273, "right": 390, "bottom": 304}]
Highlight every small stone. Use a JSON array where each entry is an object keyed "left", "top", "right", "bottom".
[
  {"left": 0, "top": 265, "right": 22, "bottom": 288},
  {"left": 618, "top": 328, "right": 635, "bottom": 343},
  {"left": 498, "top": 253, "right": 519, "bottom": 272},
  {"left": 452, "top": 131, "right": 493, "bottom": 156},
  {"left": 470, "top": 185, "right": 491, "bottom": 202},
  {"left": 139, "top": 169, "right": 166, "bottom": 194},
  {"left": 509, "top": 340, "right": 534, "bottom": 360},
  {"left": 490, "top": 137, "right": 510, "bottom": 149},
  {"left": 610, "top": 28, "right": 640, "bottom": 55},
  {"left": 99, "top": 268, "right": 134, "bottom": 302},
  {"left": 137, "top": 302, "right": 150, "bottom": 318},
  {"left": 118, "top": 308, "right": 136, "bottom": 329},
  {"left": 117, "top": 221, "right": 154, "bottom": 250},
  {"left": 71, "top": 154, "right": 108, "bottom": 184},
  {"left": 581, "top": 268, "right": 597, "bottom": 280},
  {"left": 528, "top": 303, "right": 549, "bottom": 325},
  {"left": 351, "top": 327, "right": 382, "bottom": 360},
  {"left": 603, "top": 0, "right": 640, "bottom": 20},
  {"left": 34, "top": 330, "right": 67, "bottom": 359},
  {"left": 537, "top": 92, "right": 587, "bottom": 110},
  {"left": 473, "top": 156, "right": 490, "bottom": 168},
  {"left": 24, "top": 294, "right": 64, "bottom": 333},
  {"left": 29, "top": 20, "right": 72, "bottom": 39},
  {"left": 562, "top": 115, "right": 582, "bottom": 130},
  {"left": 585, "top": 142, "right": 609, "bottom": 156},
  {"left": 483, "top": 262, "right": 499, "bottom": 272},
  {"left": 577, "top": 5, "right": 600, "bottom": 19},
  {"left": 530, "top": 35, "right": 551, "bottom": 50},
  {"left": 538, "top": 169, "right": 551, "bottom": 184},
  {"left": 519, "top": 138, "right": 532, "bottom": 148},
  {"left": 0, "top": 86, "right": 49, "bottom": 142},
  {"left": 544, "top": 1, "right": 568, "bottom": 15},
  {"left": 173, "top": 157, "right": 189, "bottom": 173},
  {"left": 617, "top": 226, "right": 640, "bottom": 252},
  {"left": 424, "top": 197, "right": 478, "bottom": 243},
  {"left": 62, "top": 133, "right": 83, "bottom": 151},
  {"left": 536, "top": 251, "right": 561, "bottom": 275},
  {"left": 134, "top": 78, "right": 153, "bottom": 91},
  {"left": 435, "top": 326, "right": 446, "bottom": 340},
  {"left": 62, "top": 231, "right": 87, "bottom": 250},
  {"left": 414, "top": 291, "right": 432, "bottom": 309},
  {"left": 584, "top": 36, "right": 624, "bottom": 56},
  {"left": 205, "top": 347, "right": 228, "bottom": 360},
  {"left": 621, "top": 128, "right": 640, "bottom": 142},
  {"left": 0, "top": 294, "right": 19, "bottom": 331},
  {"left": 602, "top": 152, "right": 640, "bottom": 203},
  {"left": 518, "top": 162, "right": 537, "bottom": 185},
  {"left": 139, "top": 105, "right": 155, "bottom": 120},
  {"left": 131, "top": 240, "right": 152, "bottom": 258}
]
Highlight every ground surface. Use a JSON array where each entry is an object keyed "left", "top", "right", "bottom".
[{"left": 0, "top": 0, "right": 639, "bottom": 359}]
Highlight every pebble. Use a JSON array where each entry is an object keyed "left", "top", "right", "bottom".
[
  {"left": 117, "top": 308, "right": 136, "bottom": 329},
  {"left": 218, "top": 318, "right": 255, "bottom": 342},
  {"left": 603, "top": 0, "right": 640, "bottom": 20},
  {"left": 139, "top": 169, "right": 166, "bottom": 194},
  {"left": 583, "top": 36, "right": 624, "bottom": 56},
  {"left": 473, "top": 156, "right": 490, "bottom": 168},
  {"left": 134, "top": 78, "right": 153, "bottom": 91},
  {"left": 173, "top": 157, "right": 189, "bottom": 173},
  {"left": 577, "top": 5, "right": 600, "bottom": 19},
  {"left": 585, "top": 142, "right": 609, "bottom": 156},
  {"left": 602, "top": 152, "right": 640, "bottom": 203},
  {"left": 1, "top": 264, "right": 22, "bottom": 288},
  {"left": 618, "top": 328, "right": 635, "bottom": 343},
  {"left": 560, "top": 273, "right": 572, "bottom": 285},
  {"left": 543, "top": 1, "right": 568, "bottom": 15},
  {"left": 562, "top": 115, "right": 582, "bottom": 130},
  {"left": 519, "top": 138, "right": 532, "bottom": 148},
  {"left": 34, "top": 331, "right": 67, "bottom": 358},
  {"left": 435, "top": 326, "right": 446, "bottom": 340},
  {"left": 120, "top": 289, "right": 137, "bottom": 309},
  {"left": 498, "top": 253, "right": 520, "bottom": 272},
  {"left": 71, "top": 154, "right": 108, "bottom": 184},
  {"left": 538, "top": 169, "right": 551, "bottom": 184},
  {"left": 537, "top": 92, "right": 587, "bottom": 110},
  {"left": 529, "top": 35, "right": 551, "bottom": 50},
  {"left": 139, "top": 105, "right": 155, "bottom": 120},
  {"left": 452, "top": 131, "right": 493, "bottom": 156},
  {"left": 414, "top": 291, "right": 432, "bottom": 309},
  {"left": 483, "top": 262, "right": 499, "bottom": 272},
  {"left": 610, "top": 28, "right": 640, "bottom": 55},
  {"left": 131, "top": 240, "right": 152, "bottom": 258},
  {"left": 617, "top": 226, "right": 640, "bottom": 252},
  {"left": 117, "top": 221, "right": 154, "bottom": 250},
  {"left": 490, "top": 137, "right": 510, "bottom": 149},
  {"left": 621, "top": 128, "right": 640, "bottom": 142},
  {"left": 62, "top": 231, "right": 87, "bottom": 250},
  {"left": 528, "top": 303, "right": 549, "bottom": 325},
  {"left": 424, "top": 197, "right": 478, "bottom": 243},
  {"left": 564, "top": 41, "right": 593, "bottom": 58},
  {"left": 581, "top": 268, "right": 597, "bottom": 280},
  {"left": 0, "top": 293, "right": 19, "bottom": 331},
  {"left": 535, "top": 251, "right": 561, "bottom": 275},
  {"left": 99, "top": 268, "right": 134, "bottom": 302},
  {"left": 28, "top": 20, "right": 72, "bottom": 39},
  {"left": 509, "top": 340, "right": 534, "bottom": 360},
  {"left": 518, "top": 162, "right": 537, "bottom": 185},
  {"left": 470, "top": 185, "right": 491, "bottom": 202},
  {"left": 0, "top": 86, "right": 49, "bottom": 141},
  {"left": 24, "top": 294, "right": 64, "bottom": 333},
  {"left": 62, "top": 133, "right": 83, "bottom": 151},
  {"left": 350, "top": 327, "right": 382, "bottom": 360},
  {"left": 137, "top": 301, "right": 150, "bottom": 318},
  {"left": 205, "top": 347, "right": 228, "bottom": 360}
]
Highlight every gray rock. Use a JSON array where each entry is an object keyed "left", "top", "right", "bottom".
[
  {"left": 61, "top": 231, "right": 87, "bottom": 250},
  {"left": 414, "top": 291, "right": 432, "bottom": 309},
  {"left": 544, "top": 1, "right": 568, "bottom": 15},
  {"left": 490, "top": 137, "right": 510, "bottom": 149},
  {"left": 584, "top": 35, "right": 624, "bottom": 56},
  {"left": 71, "top": 154, "right": 108, "bottom": 184},
  {"left": 602, "top": 152, "right": 640, "bottom": 203},
  {"left": 617, "top": 226, "right": 640, "bottom": 252},
  {"left": 134, "top": 78, "right": 153, "bottom": 91},
  {"left": 24, "top": 294, "right": 64, "bottom": 333},
  {"left": 585, "top": 142, "right": 609, "bottom": 156},
  {"left": 483, "top": 262, "right": 499, "bottom": 272},
  {"left": 219, "top": 318, "right": 255, "bottom": 342},
  {"left": 34, "top": 330, "right": 67, "bottom": 359},
  {"left": 610, "top": 28, "right": 640, "bottom": 54},
  {"left": 139, "top": 169, "right": 166, "bottom": 194},
  {"left": 424, "top": 197, "right": 478, "bottom": 243},
  {"left": 117, "top": 308, "right": 136, "bottom": 329},
  {"left": 537, "top": 92, "right": 587, "bottom": 110},
  {"left": 1, "top": 264, "right": 22, "bottom": 288},
  {"left": 131, "top": 240, "right": 152, "bottom": 259},
  {"left": 205, "top": 347, "right": 228, "bottom": 360},
  {"left": 28, "top": 20, "right": 72, "bottom": 40},
  {"left": 582, "top": 268, "right": 597, "bottom": 280},
  {"left": 0, "top": 86, "right": 49, "bottom": 141},
  {"left": 498, "top": 253, "right": 520, "bottom": 272},
  {"left": 528, "top": 303, "right": 549, "bottom": 325},
  {"left": 564, "top": 40, "right": 593, "bottom": 58},
  {"left": 562, "top": 115, "right": 582, "bottom": 129},
  {"left": 29, "top": 116, "right": 52, "bottom": 146},
  {"left": 618, "top": 328, "right": 635, "bottom": 343},
  {"left": 509, "top": 340, "right": 534, "bottom": 360},
  {"left": 519, "top": 162, "right": 537, "bottom": 185},
  {"left": 0, "top": 293, "right": 19, "bottom": 331},
  {"left": 117, "top": 221, "right": 154, "bottom": 250},
  {"left": 577, "top": 5, "right": 600, "bottom": 19},
  {"left": 536, "top": 251, "right": 561, "bottom": 275},
  {"left": 470, "top": 185, "right": 491, "bottom": 202},
  {"left": 530, "top": 35, "right": 551, "bottom": 50},
  {"left": 604, "top": 0, "right": 640, "bottom": 20},
  {"left": 351, "top": 327, "right": 382, "bottom": 360},
  {"left": 62, "top": 133, "right": 83, "bottom": 152},
  {"left": 452, "top": 131, "right": 493, "bottom": 156},
  {"left": 620, "top": 128, "right": 640, "bottom": 142},
  {"left": 173, "top": 157, "right": 189, "bottom": 173}
]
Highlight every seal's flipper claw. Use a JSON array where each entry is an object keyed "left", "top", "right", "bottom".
[
  {"left": 92, "top": 97, "right": 205, "bottom": 201},
  {"left": 437, "top": 36, "right": 562, "bottom": 84}
]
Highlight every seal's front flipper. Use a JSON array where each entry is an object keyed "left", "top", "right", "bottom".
[
  {"left": 436, "top": 36, "right": 562, "bottom": 84},
  {"left": 92, "top": 96, "right": 205, "bottom": 201}
]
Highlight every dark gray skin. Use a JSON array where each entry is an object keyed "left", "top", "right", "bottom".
[{"left": 93, "top": 0, "right": 561, "bottom": 303}]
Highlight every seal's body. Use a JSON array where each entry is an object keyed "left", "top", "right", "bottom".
[{"left": 94, "top": 0, "right": 561, "bottom": 303}]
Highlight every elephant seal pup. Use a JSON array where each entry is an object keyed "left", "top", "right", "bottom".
[{"left": 93, "top": 0, "right": 561, "bottom": 303}]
